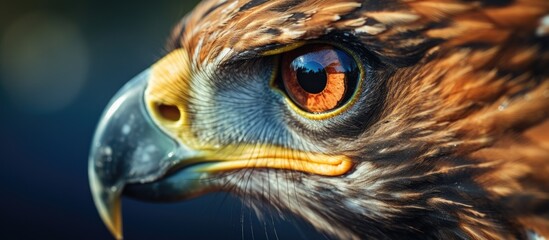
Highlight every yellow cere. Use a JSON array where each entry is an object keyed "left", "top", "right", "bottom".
[{"left": 145, "top": 48, "right": 208, "bottom": 149}]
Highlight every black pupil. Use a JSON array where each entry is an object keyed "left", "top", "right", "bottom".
[{"left": 295, "top": 61, "right": 327, "bottom": 94}]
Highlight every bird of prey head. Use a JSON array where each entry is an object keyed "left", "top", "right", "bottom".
[{"left": 89, "top": 0, "right": 549, "bottom": 239}]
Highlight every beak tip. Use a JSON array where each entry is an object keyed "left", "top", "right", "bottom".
[
  {"left": 103, "top": 207, "right": 123, "bottom": 240},
  {"left": 110, "top": 224, "right": 123, "bottom": 240},
  {"left": 95, "top": 189, "right": 124, "bottom": 240},
  {"left": 89, "top": 162, "right": 124, "bottom": 240}
]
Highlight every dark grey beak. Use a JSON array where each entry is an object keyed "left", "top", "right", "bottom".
[{"left": 88, "top": 70, "right": 202, "bottom": 239}]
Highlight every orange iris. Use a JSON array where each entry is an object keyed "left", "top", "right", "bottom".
[{"left": 281, "top": 44, "right": 358, "bottom": 113}]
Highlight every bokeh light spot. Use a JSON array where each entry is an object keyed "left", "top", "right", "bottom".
[{"left": 1, "top": 12, "right": 89, "bottom": 113}]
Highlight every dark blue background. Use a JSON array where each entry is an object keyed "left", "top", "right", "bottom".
[{"left": 0, "top": 1, "right": 324, "bottom": 239}]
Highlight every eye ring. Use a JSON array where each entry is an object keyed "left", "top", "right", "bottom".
[{"left": 277, "top": 43, "right": 363, "bottom": 119}]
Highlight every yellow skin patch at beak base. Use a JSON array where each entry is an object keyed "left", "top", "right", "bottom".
[
  {"left": 199, "top": 145, "right": 353, "bottom": 176},
  {"left": 146, "top": 48, "right": 207, "bottom": 149}
]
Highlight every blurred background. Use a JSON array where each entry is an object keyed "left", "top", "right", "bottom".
[{"left": 0, "top": 1, "right": 323, "bottom": 239}]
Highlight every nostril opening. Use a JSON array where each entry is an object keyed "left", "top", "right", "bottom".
[{"left": 155, "top": 103, "right": 181, "bottom": 122}]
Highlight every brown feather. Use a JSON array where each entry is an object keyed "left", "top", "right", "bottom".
[{"left": 165, "top": 0, "right": 549, "bottom": 238}]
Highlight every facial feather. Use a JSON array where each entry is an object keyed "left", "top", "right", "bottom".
[{"left": 161, "top": 0, "right": 549, "bottom": 238}]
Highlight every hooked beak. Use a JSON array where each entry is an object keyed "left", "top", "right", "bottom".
[{"left": 88, "top": 70, "right": 203, "bottom": 239}]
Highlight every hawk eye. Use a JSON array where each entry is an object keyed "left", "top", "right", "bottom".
[{"left": 280, "top": 44, "right": 359, "bottom": 114}]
